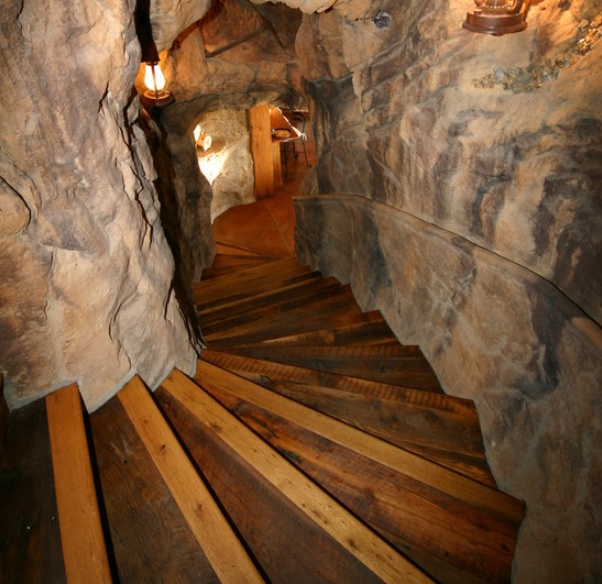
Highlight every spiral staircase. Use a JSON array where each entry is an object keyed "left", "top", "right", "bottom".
[{"left": 0, "top": 244, "right": 524, "bottom": 584}]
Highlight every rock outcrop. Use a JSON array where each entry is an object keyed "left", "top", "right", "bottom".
[{"left": 0, "top": 0, "right": 199, "bottom": 410}]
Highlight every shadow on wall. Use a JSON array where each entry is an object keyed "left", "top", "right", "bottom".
[{"left": 138, "top": 109, "right": 205, "bottom": 349}]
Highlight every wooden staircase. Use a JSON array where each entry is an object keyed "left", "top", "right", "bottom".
[{"left": 0, "top": 249, "right": 525, "bottom": 583}]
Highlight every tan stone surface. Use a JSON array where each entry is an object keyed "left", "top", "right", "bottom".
[{"left": 0, "top": 0, "right": 198, "bottom": 410}]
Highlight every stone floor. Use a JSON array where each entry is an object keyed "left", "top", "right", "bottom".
[{"left": 212, "top": 123, "right": 317, "bottom": 257}]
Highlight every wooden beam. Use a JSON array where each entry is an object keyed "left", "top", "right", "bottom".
[
  {"left": 46, "top": 384, "right": 112, "bottom": 583},
  {"left": 117, "top": 376, "right": 263, "bottom": 583},
  {"left": 249, "top": 105, "right": 275, "bottom": 199},
  {"left": 161, "top": 369, "right": 433, "bottom": 584}
]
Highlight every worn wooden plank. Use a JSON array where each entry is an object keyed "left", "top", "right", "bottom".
[
  {"left": 200, "top": 350, "right": 447, "bottom": 403},
  {"left": 198, "top": 272, "right": 334, "bottom": 322},
  {"left": 193, "top": 361, "right": 524, "bottom": 584},
  {"left": 225, "top": 344, "right": 442, "bottom": 391},
  {"left": 90, "top": 395, "right": 221, "bottom": 583},
  {"left": 45, "top": 384, "right": 112, "bottom": 584},
  {"left": 117, "top": 376, "right": 264, "bottom": 583},
  {"left": 156, "top": 386, "right": 384, "bottom": 584},
  {"left": 204, "top": 287, "right": 380, "bottom": 348},
  {"left": 194, "top": 360, "right": 523, "bottom": 522},
  {"left": 201, "top": 349, "right": 493, "bottom": 485},
  {"left": 194, "top": 258, "right": 312, "bottom": 307},
  {"left": 0, "top": 399, "right": 66, "bottom": 584},
  {"left": 215, "top": 241, "right": 270, "bottom": 256},
  {"left": 208, "top": 385, "right": 517, "bottom": 584},
  {"left": 160, "top": 369, "right": 433, "bottom": 584},
  {"left": 199, "top": 276, "right": 342, "bottom": 328},
  {"left": 201, "top": 254, "right": 281, "bottom": 280},
  {"left": 252, "top": 316, "right": 400, "bottom": 347}
]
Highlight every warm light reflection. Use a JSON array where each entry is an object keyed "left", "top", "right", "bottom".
[
  {"left": 198, "top": 150, "right": 229, "bottom": 185},
  {"left": 144, "top": 63, "right": 166, "bottom": 92},
  {"left": 194, "top": 124, "right": 201, "bottom": 142}
]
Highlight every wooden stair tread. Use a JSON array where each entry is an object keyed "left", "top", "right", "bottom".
[
  {"left": 192, "top": 360, "right": 524, "bottom": 584},
  {"left": 200, "top": 278, "right": 351, "bottom": 333},
  {"left": 200, "top": 350, "right": 495, "bottom": 486},
  {"left": 204, "top": 289, "right": 383, "bottom": 349},
  {"left": 90, "top": 392, "right": 221, "bottom": 582},
  {"left": 250, "top": 317, "right": 400, "bottom": 346},
  {"left": 46, "top": 384, "right": 112, "bottom": 583},
  {"left": 158, "top": 369, "right": 432, "bottom": 584},
  {"left": 215, "top": 241, "right": 278, "bottom": 256},
  {"left": 198, "top": 273, "right": 338, "bottom": 321},
  {"left": 92, "top": 377, "right": 263, "bottom": 582},
  {"left": 223, "top": 344, "right": 442, "bottom": 391},
  {"left": 0, "top": 398, "right": 66, "bottom": 584},
  {"left": 201, "top": 255, "right": 283, "bottom": 280},
  {"left": 194, "top": 258, "right": 313, "bottom": 306}
]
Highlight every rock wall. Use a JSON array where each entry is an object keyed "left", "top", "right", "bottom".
[
  {"left": 0, "top": 0, "right": 200, "bottom": 410},
  {"left": 294, "top": 1, "right": 602, "bottom": 582},
  {"left": 196, "top": 109, "right": 255, "bottom": 220}
]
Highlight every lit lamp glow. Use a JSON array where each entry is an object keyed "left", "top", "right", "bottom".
[
  {"left": 194, "top": 124, "right": 213, "bottom": 152},
  {"left": 143, "top": 61, "right": 174, "bottom": 107},
  {"left": 463, "top": 0, "right": 528, "bottom": 35}
]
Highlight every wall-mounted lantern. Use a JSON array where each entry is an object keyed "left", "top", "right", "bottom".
[
  {"left": 142, "top": 60, "right": 174, "bottom": 107},
  {"left": 463, "top": 0, "right": 529, "bottom": 35}
]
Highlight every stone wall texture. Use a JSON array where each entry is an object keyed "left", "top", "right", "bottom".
[
  {"left": 294, "top": 1, "right": 602, "bottom": 582},
  {"left": 0, "top": 0, "right": 200, "bottom": 410}
]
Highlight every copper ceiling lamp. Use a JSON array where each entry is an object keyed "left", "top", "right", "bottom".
[{"left": 463, "top": 0, "right": 529, "bottom": 35}]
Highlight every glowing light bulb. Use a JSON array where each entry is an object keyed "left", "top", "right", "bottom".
[{"left": 194, "top": 124, "right": 201, "bottom": 143}]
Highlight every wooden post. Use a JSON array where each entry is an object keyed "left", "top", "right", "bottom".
[{"left": 248, "top": 105, "right": 274, "bottom": 199}]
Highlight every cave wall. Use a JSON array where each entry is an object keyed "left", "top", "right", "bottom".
[
  {"left": 196, "top": 109, "right": 255, "bottom": 220},
  {"left": 0, "top": 0, "right": 210, "bottom": 410},
  {"left": 293, "top": 1, "right": 602, "bottom": 582}
]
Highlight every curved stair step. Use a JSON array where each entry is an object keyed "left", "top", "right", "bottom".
[
  {"left": 194, "top": 258, "right": 312, "bottom": 308},
  {"left": 191, "top": 360, "right": 524, "bottom": 584},
  {"left": 201, "top": 253, "right": 283, "bottom": 280},
  {"left": 198, "top": 273, "right": 339, "bottom": 323},
  {"left": 204, "top": 287, "right": 381, "bottom": 348},
  {"left": 224, "top": 344, "right": 442, "bottom": 391},
  {"left": 215, "top": 241, "right": 280, "bottom": 256},
  {"left": 249, "top": 316, "right": 400, "bottom": 347},
  {"left": 200, "top": 350, "right": 494, "bottom": 485},
  {"left": 90, "top": 376, "right": 263, "bottom": 583},
  {"left": 157, "top": 369, "right": 432, "bottom": 584}
]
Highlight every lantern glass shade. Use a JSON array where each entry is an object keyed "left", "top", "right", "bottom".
[
  {"left": 144, "top": 63, "right": 166, "bottom": 92},
  {"left": 141, "top": 60, "right": 174, "bottom": 108}
]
